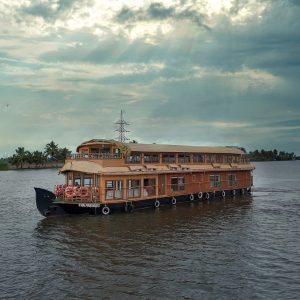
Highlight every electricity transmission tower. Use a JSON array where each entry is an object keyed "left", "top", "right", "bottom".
[{"left": 115, "top": 110, "right": 130, "bottom": 142}]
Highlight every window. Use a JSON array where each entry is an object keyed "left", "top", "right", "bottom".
[
  {"left": 232, "top": 155, "right": 239, "bottom": 163},
  {"left": 125, "top": 153, "right": 141, "bottom": 163},
  {"left": 127, "top": 179, "right": 141, "bottom": 198},
  {"left": 210, "top": 175, "right": 221, "bottom": 188},
  {"left": 74, "top": 173, "right": 81, "bottom": 186},
  {"left": 90, "top": 148, "right": 100, "bottom": 154},
  {"left": 96, "top": 175, "right": 100, "bottom": 187},
  {"left": 162, "top": 154, "right": 176, "bottom": 163},
  {"left": 171, "top": 176, "right": 185, "bottom": 192},
  {"left": 143, "top": 178, "right": 156, "bottom": 197},
  {"left": 228, "top": 174, "right": 237, "bottom": 186},
  {"left": 144, "top": 153, "right": 159, "bottom": 163},
  {"left": 67, "top": 173, "right": 72, "bottom": 186},
  {"left": 105, "top": 180, "right": 123, "bottom": 199},
  {"left": 216, "top": 155, "right": 223, "bottom": 163},
  {"left": 193, "top": 154, "right": 204, "bottom": 163},
  {"left": 178, "top": 154, "right": 190, "bottom": 163},
  {"left": 84, "top": 175, "right": 92, "bottom": 186},
  {"left": 207, "top": 155, "right": 216, "bottom": 163}
]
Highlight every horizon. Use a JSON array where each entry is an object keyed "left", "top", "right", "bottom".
[{"left": 1, "top": 1, "right": 300, "bottom": 156}]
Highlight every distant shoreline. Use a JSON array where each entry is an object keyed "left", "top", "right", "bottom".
[{"left": 0, "top": 162, "right": 63, "bottom": 171}]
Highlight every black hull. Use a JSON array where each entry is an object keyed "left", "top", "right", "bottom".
[{"left": 34, "top": 187, "right": 252, "bottom": 217}]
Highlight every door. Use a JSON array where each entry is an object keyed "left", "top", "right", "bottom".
[{"left": 158, "top": 175, "right": 165, "bottom": 195}]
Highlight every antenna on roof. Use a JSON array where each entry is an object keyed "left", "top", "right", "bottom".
[{"left": 115, "top": 110, "right": 130, "bottom": 143}]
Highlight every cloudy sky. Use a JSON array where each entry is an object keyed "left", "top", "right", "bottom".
[{"left": 0, "top": 0, "right": 299, "bottom": 156}]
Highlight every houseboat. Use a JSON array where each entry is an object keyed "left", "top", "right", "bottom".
[{"left": 34, "top": 139, "right": 255, "bottom": 216}]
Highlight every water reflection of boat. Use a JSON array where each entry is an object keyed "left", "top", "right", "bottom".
[{"left": 34, "top": 139, "right": 254, "bottom": 217}]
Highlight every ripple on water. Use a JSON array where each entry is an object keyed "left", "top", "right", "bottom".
[{"left": 0, "top": 164, "right": 300, "bottom": 299}]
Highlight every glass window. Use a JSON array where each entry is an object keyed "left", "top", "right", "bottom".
[
  {"left": 90, "top": 148, "right": 100, "bottom": 154},
  {"left": 210, "top": 175, "right": 221, "bottom": 188},
  {"left": 67, "top": 173, "right": 72, "bottom": 186},
  {"left": 162, "top": 154, "right": 176, "bottom": 163},
  {"left": 228, "top": 174, "right": 237, "bottom": 186},
  {"left": 127, "top": 179, "right": 141, "bottom": 198},
  {"left": 193, "top": 154, "right": 204, "bottom": 163},
  {"left": 84, "top": 176, "right": 92, "bottom": 186},
  {"left": 125, "top": 153, "right": 141, "bottom": 163},
  {"left": 144, "top": 153, "right": 159, "bottom": 163},
  {"left": 96, "top": 175, "right": 100, "bottom": 187},
  {"left": 74, "top": 173, "right": 81, "bottom": 186},
  {"left": 216, "top": 155, "right": 223, "bottom": 163},
  {"left": 143, "top": 178, "right": 156, "bottom": 197},
  {"left": 105, "top": 180, "right": 123, "bottom": 199},
  {"left": 207, "top": 155, "right": 216, "bottom": 163},
  {"left": 178, "top": 154, "right": 190, "bottom": 163},
  {"left": 171, "top": 176, "right": 185, "bottom": 192}
]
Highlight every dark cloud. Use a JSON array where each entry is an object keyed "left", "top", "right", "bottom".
[
  {"left": 115, "top": 2, "right": 209, "bottom": 29},
  {"left": 20, "top": 0, "right": 92, "bottom": 20}
]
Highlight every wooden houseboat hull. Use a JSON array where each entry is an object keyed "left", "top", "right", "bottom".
[{"left": 35, "top": 187, "right": 252, "bottom": 217}]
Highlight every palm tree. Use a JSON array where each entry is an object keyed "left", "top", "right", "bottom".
[
  {"left": 9, "top": 147, "right": 27, "bottom": 168},
  {"left": 32, "top": 151, "right": 47, "bottom": 167},
  {"left": 44, "top": 141, "right": 59, "bottom": 161},
  {"left": 56, "top": 147, "right": 71, "bottom": 162}
]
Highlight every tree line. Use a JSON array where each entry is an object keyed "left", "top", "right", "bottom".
[
  {"left": 8, "top": 141, "right": 71, "bottom": 169},
  {"left": 248, "top": 149, "right": 298, "bottom": 161}
]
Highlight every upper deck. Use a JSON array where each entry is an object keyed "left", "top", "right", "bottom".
[{"left": 63, "top": 139, "right": 252, "bottom": 173}]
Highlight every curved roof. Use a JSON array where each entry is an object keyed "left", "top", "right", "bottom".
[
  {"left": 76, "top": 139, "right": 245, "bottom": 155},
  {"left": 60, "top": 161, "right": 103, "bottom": 174},
  {"left": 76, "top": 139, "right": 125, "bottom": 152}
]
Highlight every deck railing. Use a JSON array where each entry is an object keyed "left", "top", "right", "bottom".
[{"left": 67, "top": 153, "right": 122, "bottom": 160}]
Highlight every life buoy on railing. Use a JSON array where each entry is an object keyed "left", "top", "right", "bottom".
[
  {"left": 189, "top": 194, "right": 194, "bottom": 201},
  {"left": 73, "top": 186, "right": 81, "bottom": 197},
  {"left": 198, "top": 192, "right": 203, "bottom": 199},
  {"left": 154, "top": 200, "right": 160, "bottom": 208},
  {"left": 54, "top": 184, "right": 63, "bottom": 196},
  {"left": 102, "top": 206, "right": 110, "bottom": 215},
  {"left": 171, "top": 197, "right": 176, "bottom": 205},
  {"left": 80, "top": 186, "right": 89, "bottom": 197},
  {"left": 206, "top": 192, "right": 210, "bottom": 200},
  {"left": 222, "top": 190, "right": 226, "bottom": 198},
  {"left": 65, "top": 186, "right": 73, "bottom": 198}
]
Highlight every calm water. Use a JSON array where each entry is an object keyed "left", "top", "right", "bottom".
[{"left": 0, "top": 161, "right": 299, "bottom": 299}]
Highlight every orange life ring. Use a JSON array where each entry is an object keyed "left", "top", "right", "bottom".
[
  {"left": 65, "top": 186, "right": 73, "bottom": 198},
  {"left": 80, "top": 187, "right": 89, "bottom": 197},
  {"left": 73, "top": 186, "right": 81, "bottom": 197}
]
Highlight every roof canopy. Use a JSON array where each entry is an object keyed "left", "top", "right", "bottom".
[
  {"left": 76, "top": 139, "right": 245, "bottom": 155},
  {"left": 60, "top": 161, "right": 103, "bottom": 174}
]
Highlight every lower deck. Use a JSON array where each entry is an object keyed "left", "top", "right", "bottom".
[{"left": 55, "top": 170, "right": 253, "bottom": 205}]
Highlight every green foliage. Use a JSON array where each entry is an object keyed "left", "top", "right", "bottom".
[
  {"left": 248, "top": 149, "right": 297, "bottom": 161},
  {"left": 7, "top": 142, "right": 71, "bottom": 169},
  {"left": 0, "top": 159, "right": 8, "bottom": 170}
]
